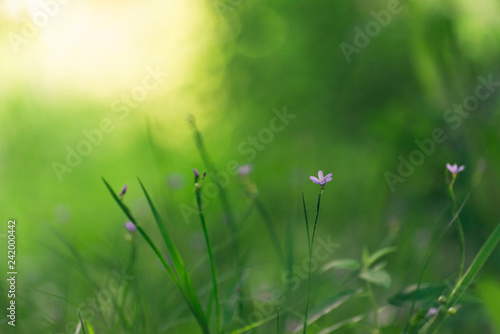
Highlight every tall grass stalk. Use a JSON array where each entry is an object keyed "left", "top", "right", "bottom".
[
  {"left": 188, "top": 116, "right": 239, "bottom": 261},
  {"left": 302, "top": 188, "right": 324, "bottom": 334},
  {"left": 102, "top": 178, "right": 210, "bottom": 334},
  {"left": 195, "top": 178, "right": 221, "bottom": 333},
  {"left": 447, "top": 172, "right": 466, "bottom": 279}
]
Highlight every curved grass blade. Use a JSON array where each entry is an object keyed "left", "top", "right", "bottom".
[
  {"left": 137, "top": 177, "right": 207, "bottom": 329},
  {"left": 448, "top": 222, "right": 500, "bottom": 305},
  {"left": 366, "top": 247, "right": 397, "bottom": 268},
  {"left": 78, "top": 311, "right": 87, "bottom": 334},
  {"left": 102, "top": 178, "right": 209, "bottom": 333}
]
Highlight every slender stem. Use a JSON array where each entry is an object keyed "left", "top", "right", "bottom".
[
  {"left": 189, "top": 119, "right": 239, "bottom": 262},
  {"left": 302, "top": 188, "right": 323, "bottom": 334},
  {"left": 196, "top": 188, "right": 221, "bottom": 334},
  {"left": 448, "top": 178, "right": 465, "bottom": 279},
  {"left": 365, "top": 280, "right": 379, "bottom": 330}
]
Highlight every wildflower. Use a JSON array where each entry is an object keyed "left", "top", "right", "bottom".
[
  {"left": 309, "top": 170, "right": 333, "bottom": 187},
  {"left": 427, "top": 308, "right": 438, "bottom": 316},
  {"left": 446, "top": 163, "right": 464, "bottom": 176},
  {"left": 193, "top": 168, "right": 200, "bottom": 180},
  {"left": 124, "top": 221, "right": 136, "bottom": 233},
  {"left": 119, "top": 184, "right": 128, "bottom": 200},
  {"left": 238, "top": 165, "right": 252, "bottom": 177}
]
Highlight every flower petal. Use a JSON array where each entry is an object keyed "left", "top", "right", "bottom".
[
  {"left": 310, "top": 176, "right": 320, "bottom": 184},
  {"left": 324, "top": 173, "right": 333, "bottom": 180},
  {"left": 318, "top": 170, "right": 324, "bottom": 180},
  {"left": 458, "top": 165, "right": 465, "bottom": 172},
  {"left": 446, "top": 163, "right": 457, "bottom": 174}
]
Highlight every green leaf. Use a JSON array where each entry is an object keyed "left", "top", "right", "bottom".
[
  {"left": 389, "top": 284, "right": 446, "bottom": 307},
  {"left": 448, "top": 222, "right": 500, "bottom": 306},
  {"left": 317, "top": 315, "right": 364, "bottom": 334},
  {"left": 359, "top": 269, "right": 392, "bottom": 289},
  {"left": 322, "top": 259, "right": 361, "bottom": 272},
  {"left": 366, "top": 247, "right": 397, "bottom": 268}
]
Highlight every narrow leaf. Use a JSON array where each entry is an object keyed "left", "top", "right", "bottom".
[
  {"left": 366, "top": 247, "right": 397, "bottom": 268},
  {"left": 448, "top": 223, "right": 500, "bottom": 305},
  {"left": 322, "top": 259, "right": 361, "bottom": 272},
  {"left": 78, "top": 312, "right": 87, "bottom": 334}
]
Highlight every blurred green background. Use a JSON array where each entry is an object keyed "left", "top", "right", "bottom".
[{"left": 1, "top": 0, "right": 500, "bottom": 333}]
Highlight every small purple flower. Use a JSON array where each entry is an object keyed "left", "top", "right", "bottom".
[
  {"left": 238, "top": 165, "right": 252, "bottom": 177},
  {"left": 202, "top": 171, "right": 207, "bottom": 180},
  {"left": 124, "top": 221, "right": 136, "bottom": 233},
  {"left": 309, "top": 170, "right": 333, "bottom": 187},
  {"left": 119, "top": 184, "right": 127, "bottom": 200},
  {"left": 193, "top": 168, "right": 200, "bottom": 179},
  {"left": 446, "top": 163, "right": 465, "bottom": 176},
  {"left": 427, "top": 308, "right": 438, "bottom": 316}
]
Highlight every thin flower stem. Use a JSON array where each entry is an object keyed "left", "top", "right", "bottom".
[
  {"left": 302, "top": 188, "right": 323, "bottom": 334},
  {"left": 196, "top": 189, "right": 221, "bottom": 334},
  {"left": 189, "top": 118, "right": 239, "bottom": 263},
  {"left": 404, "top": 195, "right": 469, "bottom": 333},
  {"left": 448, "top": 179, "right": 465, "bottom": 279}
]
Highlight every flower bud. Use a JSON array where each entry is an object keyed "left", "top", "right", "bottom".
[
  {"left": 119, "top": 184, "right": 128, "bottom": 200},
  {"left": 438, "top": 295, "right": 447, "bottom": 305},
  {"left": 124, "top": 221, "right": 137, "bottom": 233}
]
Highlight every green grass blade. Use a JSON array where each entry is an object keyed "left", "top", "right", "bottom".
[
  {"left": 86, "top": 321, "right": 95, "bottom": 334},
  {"left": 79, "top": 311, "right": 87, "bottom": 334},
  {"left": 188, "top": 117, "right": 238, "bottom": 259},
  {"left": 102, "top": 178, "right": 209, "bottom": 333},
  {"left": 137, "top": 178, "right": 209, "bottom": 333},
  {"left": 137, "top": 178, "right": 186, "bottom": 278},
  {"left": 448, "top": 222, "right": 500, "bottom": 305},
  {"left": 195, "top": 187, "right": 221, "bottom": 333}
]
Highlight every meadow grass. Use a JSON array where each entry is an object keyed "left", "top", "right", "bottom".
[{"left": 79, "top": 132, "right": 500, "bottom": 334}]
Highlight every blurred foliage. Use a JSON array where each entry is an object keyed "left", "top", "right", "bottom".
[{"left": 0, "top": 0, "right": 500, "bottom": 332}]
